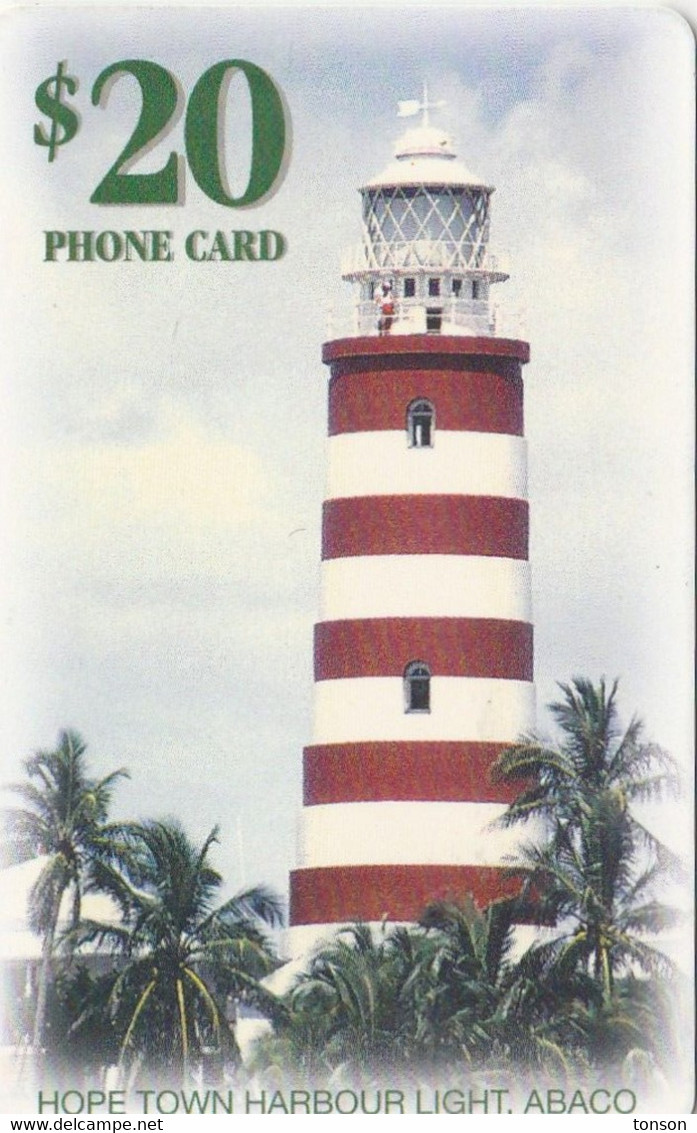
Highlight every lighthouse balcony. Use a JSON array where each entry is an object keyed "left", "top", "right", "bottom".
[
  {"left": 341, "top": 240, "right": 509, "bottom": 280},
  {"left": 328, "top": 297, "right": 525, "bottom": 340}
]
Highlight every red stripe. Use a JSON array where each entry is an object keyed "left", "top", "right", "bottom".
[
  {"left": 323, "top": 334, "right": 530, "bottom": 366},
  {"left": 303, "top": 742, "right": 525, "bottom": 804},
  {"left": 324, "top": 335, "right": 528, "bottom": 437},
  {"left": 290, "top": 864, "right": 534, "bottom": 924},
  {"left": 314, "top": 618, "right": 532, "bottom": 680},
  {"left": 322, "top": 495, "right": 528, "bottom": 559},
  {"left": 329, "top": 368, "right": 523, "bottom": 436}
]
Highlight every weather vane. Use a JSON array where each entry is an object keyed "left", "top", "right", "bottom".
[{"left": 397, "top": 81, "right": 446, "bottom": 127}]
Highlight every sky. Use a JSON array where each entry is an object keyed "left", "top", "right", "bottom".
[{"left": 0, "top": 7, "right": 693, "bottom": 920}]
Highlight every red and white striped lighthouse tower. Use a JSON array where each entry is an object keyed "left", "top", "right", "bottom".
[{"left": 290, "top": 96, "right": 534, "bottom": 952}]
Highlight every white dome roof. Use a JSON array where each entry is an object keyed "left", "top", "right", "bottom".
[{"left": 363, "top": 124, "right": 491, "bottom": 191}]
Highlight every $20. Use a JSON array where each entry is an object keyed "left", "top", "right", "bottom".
[{"left": 34, "top": 59, "right": 287, "bottom": 207}]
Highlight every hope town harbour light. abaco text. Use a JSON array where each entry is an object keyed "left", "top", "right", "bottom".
[
  {"left": 36, "top": 1085, "right": 642, "bottom": 1116},
  {"left": 43, "top": 228, "right": 286, "bottom": 262}
]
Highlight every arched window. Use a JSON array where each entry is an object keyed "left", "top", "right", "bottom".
[
  {"left": 404, "top": 660, "right": 431, "bottom": 713},
  {"left": 407, "top": 398, "right": 435, "bottom": 448}
]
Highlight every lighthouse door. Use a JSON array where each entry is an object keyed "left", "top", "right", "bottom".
[{"left": 426, "top": 308, "right": 442, "bottom": 333}]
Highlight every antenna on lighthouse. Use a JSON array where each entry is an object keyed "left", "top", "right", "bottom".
[{"left": 397, "top": 82, "right": 446, "bottom": 127}]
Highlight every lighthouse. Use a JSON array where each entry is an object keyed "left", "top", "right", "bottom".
[{"left": 289, "top": 96, "right": 535, "bottom": 953}]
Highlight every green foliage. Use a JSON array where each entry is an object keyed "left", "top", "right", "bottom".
[
  {"left": 5, "top": 730, "right": 129, "bottom": 933},
  {"left": 70, "top": 819, "right": 283, "bottom": 1084},
  {"left": 257, "top": 923, "right": 418, "bottom": 1080},
  {"left": 45, "top": 964, "right": 122, "bottom": 1078},
  {"left": 3, "top": 730, "right": 129, "bottom": 1049},
  {"left": 492, "top": 678, "right": 682, "bottom": 1008}
]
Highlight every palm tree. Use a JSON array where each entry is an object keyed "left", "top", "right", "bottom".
[
  {"left": 491, "top": 678, "right": 682, "bottom": 1017},
  {"left": 72, "top": 819, "right": 283, "bottom": 1084},
  {"left": 4, "top": 730, "right": 128, "bottom": 1051},
  {"left": 256, "top": 922, "right": 438, "bottom": 1082},
  {"left": 273, "top": 924, "right": 403, "bottom": 1078},
  {"left": 258, "top": 900, "right": 577, "bottom": 1082},
  {"left": 404, "top": 896, "right": 585, "bottom": 1076},
  {"left": 412, "top": 896, "right": 518, "bottom": 1068}
]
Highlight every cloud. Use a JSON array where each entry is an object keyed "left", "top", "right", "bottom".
[{"left": 13, "top": 401, "right": 281, "bottom": 573}]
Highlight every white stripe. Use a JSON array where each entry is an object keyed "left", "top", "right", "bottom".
[
  {"left": 320, "top": 555, "right": 532, "bottom": 621},
  {"left": 313, "top": 677, "right": 535, "bottom": 744},
  {"left": 286, "top": 921, "right": 543, "bottom": 961},
  {"left": 326, "top": 431, "right": 527, "bottom": 500},
  {"left": 285, "top": 923, "right": 357, "bottom": 958},
  {"left": 298, "top": 800, "right": 525, "bottom": 868},
  {"left": 285, "top": 921, "right": 414, "bottom": 959}
]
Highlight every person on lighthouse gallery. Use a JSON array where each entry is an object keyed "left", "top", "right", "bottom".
[{"left": 376, "top": 279, "right": 395, "bottom": 335}]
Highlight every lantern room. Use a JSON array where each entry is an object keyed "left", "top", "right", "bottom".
[{"left": 341, "top": 94, "right": 509, "bottom": 337}]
